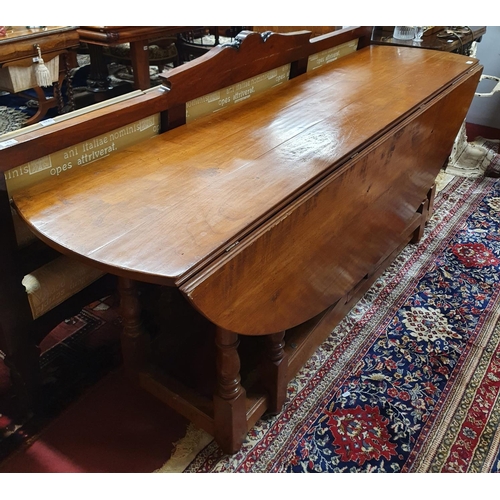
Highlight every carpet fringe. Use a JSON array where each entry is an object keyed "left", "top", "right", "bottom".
[{"left": 155, "top": 423, "right": 213, "bottom": 473}]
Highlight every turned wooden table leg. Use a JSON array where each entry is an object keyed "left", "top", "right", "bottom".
[
  {"left": 213, "top": 327, "right": 247, "bottom": 454},
  {"left": 118, "top": 277, "right": 150, "bottom": 380},
  {"left": 129, "top": 39, "right": 151, "bottom": 90},
  {"left": 86, "top": 43, "right": 113, "bottom": 93},
  {"left": 262, "top": 331, "right": 288, "bottom": 414},
  {"left": 23, "top": 86, "right": 58, "bottom": 125}
]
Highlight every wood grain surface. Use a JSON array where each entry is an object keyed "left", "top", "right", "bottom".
[{"left": 12, "top": 45, "right": 481, "bottom": 333}]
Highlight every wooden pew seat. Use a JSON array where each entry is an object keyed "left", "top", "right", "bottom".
[{"left": 0, "top": 92, "right": 162, "bottom": 412}]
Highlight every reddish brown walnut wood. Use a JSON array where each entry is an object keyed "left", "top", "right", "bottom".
[
  {"left": 159, "top": 27, "right": 372, "bottom": 109},
  {"left": 13, "top": 47, "right": 481, "bottom": 292},
  {"left": 262, "top": 332, "right": 288, "bottom": 414},
  {"left": 213, "top": 327, "right": 247, "bottom": 453},
  {"left": 118, "top": 277, "right": 150, "bottom": 379},
  {"left": 77, "top": 26, "right": 195, "bottom": 45},
  {"left": 181, "top": 74, "right": 480, "bottom": 335},
  {"left": 10, "top": 30, "right": 482, "bottom": 452},
  {"left": 77, "top": 26, "right": 197, "bottom": 90},
  {"left": 0, "top": 91, "right": 169, "bottom": 170},
  {"left": 0, "top": 26, "right": 79, "bottom": 63},
  {"left": 0, "top": 27, "right": 80, "bottom": 125}
]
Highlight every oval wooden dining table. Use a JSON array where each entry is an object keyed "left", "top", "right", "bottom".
[{"left": 11, "top": 42, "right": 482, "bottom": 452}]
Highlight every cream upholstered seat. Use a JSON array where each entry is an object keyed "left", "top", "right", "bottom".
[
  {"left": 11, "top": 209, "right": 105, "bottom": 320},
  {"left": 22, "top": 255, "right": 104, "bottom": 320}
]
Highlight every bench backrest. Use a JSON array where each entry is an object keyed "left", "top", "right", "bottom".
[
  {"left": 0, "top": 27, "right": 371, "bottom": 174},
  {"left": 160, "top": 27, "right": 372, "bottom": 129}
]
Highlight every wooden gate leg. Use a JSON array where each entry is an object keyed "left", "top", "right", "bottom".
[
  {"left": 412, "top": 184, "right": 436, "bottom": 243},
  {"left": 411, "top": 199, "right": 429, "bottom": 243},
  {"left": 262, "top": 331, "right": 288, "bottom": 414},
  {"left": 118, "top": 277, "right": 150, "bottom": 381},
  {"left": 213, "top": 327, "right": 247, "bottom": 454}
]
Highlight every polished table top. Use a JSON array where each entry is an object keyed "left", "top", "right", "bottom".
[
  {"left": 0, "top": 26, "right": 79, "bottom": 64},
  {"left": 77, "top": 26, "right": 197, "bottom": 90},
  {"left": 13, "top": 46, "right": 479, "bottom": 288},
  {"left": 77, "top": 26, "right": 197, "bottom": 45}
]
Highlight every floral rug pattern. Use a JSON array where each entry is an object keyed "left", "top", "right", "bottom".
[
  {"left": 180, "top": 176, "right": 500, "bottom": 472},
  {"left": 0, "top": 104, "right": 28, "bottom": 135}
]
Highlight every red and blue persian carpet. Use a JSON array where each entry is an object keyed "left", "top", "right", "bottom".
[{"left": 166, "top": 175, "right": 500, "bottom": 473}]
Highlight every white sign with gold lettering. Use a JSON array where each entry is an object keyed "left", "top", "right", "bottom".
[
  {"left": 307, "top": 39, "right": 359, "bottom": 72},
  {"left": 5, "top": 114, "right": 161, "bottom": 196},
  {"left": 186, "top": 64, "right": 291, "bottom": 123}
]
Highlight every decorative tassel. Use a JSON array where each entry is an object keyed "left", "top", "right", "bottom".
[{"left": 33, "top": 43, "right": 52, "bottom": 87}]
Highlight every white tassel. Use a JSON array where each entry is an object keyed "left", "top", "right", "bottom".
[{"left": 33, "top": 44, "right": 52, "bottom": 87}]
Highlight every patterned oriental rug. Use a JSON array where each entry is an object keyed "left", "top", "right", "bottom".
[{"left": 159, "top": 175, "right": 500, "bottom": 473}]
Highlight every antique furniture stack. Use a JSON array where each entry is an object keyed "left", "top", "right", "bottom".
[
  {"left": 0, "top": 26, "right": 80, "bottom": 125},
  {"left": 0, "top": 27, "right": 482, "bottom": 452}
]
